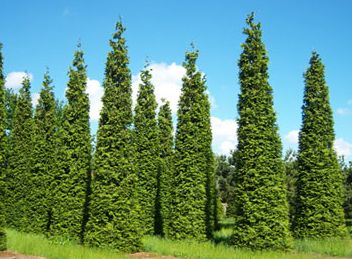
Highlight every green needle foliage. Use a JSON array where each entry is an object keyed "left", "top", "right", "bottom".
[
  {"left": 293, "top": 52, "right": 347, "bottom": 239},
  {"left": 155, "top": 100, "right": 174, "bottom": 237},
  {"left": 0, "top": 43, "right": 7, "bottom": 251},
  {"left": 31, "top": 70, "right": 58, "bottom": 234},
  {"left": 5, "top": 75, "right": 34, "bottom": 232},
  {"left": 169, "top": 48, "right": 214, "bottom": 241},
  {"left": 53, "top": 46, "right": 92, "bottom": 242},
  {"left": 134, "top": 66, "right": 159, "bottom": 235},
  {"left": 85, "top": 21, "right": 142, "bottom": 252},
  {"left": 231, "top": 13, "right": 292, "bottom": 250}
]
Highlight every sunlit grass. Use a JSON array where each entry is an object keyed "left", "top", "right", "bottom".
[{"left": 6, "top": 229, "right": 127, "bottom": 259}]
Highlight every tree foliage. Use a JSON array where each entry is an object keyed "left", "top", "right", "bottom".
[
  {"left": 31, "top": 70, "right": 58, "bottom": 234},
  {"left": 134, "top": 67, "right": 159, "bottom": 235},
  {"left": 52, "top": 46, "right": 92, "bottom": 242},
  {"left": 231, "top": 13, "right": 292, "bottom": 250},
  {"left": 155, "top": 100, "right": 174, "bottom": 237},
  {"left": 293, "top": 52, "right": 347, "bottom": 239},
  {"left": 5, "top": 76, "right": 34, "bottom": 232},
  {"left": 169, "top": 48, "right": 214, "bottom": 241},
  {"left": 85, "top": 21, "right": 142, "bottom": 252},
  {"left": 0, "top": 43, "right": 7, "bottom": 251}
]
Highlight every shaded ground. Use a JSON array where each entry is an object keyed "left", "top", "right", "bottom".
[{"left": 0, "top": 251, "right": 45, "bottom": 259}]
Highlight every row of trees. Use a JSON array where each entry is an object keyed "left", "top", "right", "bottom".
[
  {"left": 0, "top": 21, "right": 215, "bottom": 252},
  {"left": 0, "top": 13, "right": 348, "bottom": 251}
]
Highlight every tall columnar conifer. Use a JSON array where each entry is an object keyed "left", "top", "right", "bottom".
[
  {"left": 293, "top": 52, "right": 347, "bottom": 238},
  {"left": 32, "top": 70, "right": 58, "bottom": 234},
  {"left": 53, "top": 46, "right": 92, "bottom": 242},
  {"left": 231, "top": 14, "right": 292, "bottom": 250},
  {"left": 155, "top": 100, "right": 174, "bottom": 237},
  {"left": 134, "top": 66, "right": 159, "bottom": 235},
  {"left": 169, "top": 48, "right": 214, "bottom": 241},
  {"left": 5, "top": 76, "right": 34, "bottom": 232},
  {"left": 85, "top": 21, "right": 142, "bottom": 252},
  {"left": 0, "top": 43, "right": 7, "bottom": 251}
]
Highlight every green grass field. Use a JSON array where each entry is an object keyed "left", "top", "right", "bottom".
[{"left": 4, "top": 222, "right": 352, "bottom": 259}]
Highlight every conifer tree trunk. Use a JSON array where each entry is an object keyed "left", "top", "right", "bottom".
[
  {"left": 293, "top": 52, "right": 347, "bottom": 239},
  {"left": 231, "top": 13, "right": 292, "bottom": 250}
]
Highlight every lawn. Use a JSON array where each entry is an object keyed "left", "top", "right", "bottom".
[{"left": 4, "top": 223, "right": 352, "bottom": 259}]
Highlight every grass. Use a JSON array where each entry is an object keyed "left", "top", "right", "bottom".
[
  {"left": 143, "top": 236, "right": 329, "bottom": 259},
  {"left": 296, "top": 238, "right": 352, "bottom": 257},
  {"left": 5, "top": 224, "right": 352, "bottom": 259},
  {"left": 6, "top": 229, "right": 127, "bottom": 259}
]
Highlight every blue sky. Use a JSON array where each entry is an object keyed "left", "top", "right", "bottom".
[{"left": 1, "top": 0, "right": 351, "bottom": 159}]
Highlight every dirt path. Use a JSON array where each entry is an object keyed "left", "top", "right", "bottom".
[{"left": 0, "top": 251, "right": 45, "bottom": 259}]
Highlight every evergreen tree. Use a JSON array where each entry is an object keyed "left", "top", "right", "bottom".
[
  {"left": 231, "top": 14, "right": 292, "bottom": 250},
  {"left": 342, "top": 159, "right": 352, "bottom": 226},
  {"left": 5, "top": 76, "right": 34, "bottom": 232},
  {"left": 85, "top": 21, "right": 142, "bottom": 252},
  {"left": 4, "top": 88, "right": 17, "bottom": 135},
  {"left": 293, "top": 52, "right": 347, "bottom": 239},
  {"left": 134, "top": 66, "right": 159, "bottom": 235},
  {"left": 0, "top": 43, "right": 6, "bottom": 251},
  {"left": 31, "top": 70, "right": 57, "bottom": 234},
  {"left": 169, "top": 48, "right": 214, "bottom": 241},
  {"left": 53, "top": 46, "right": 92, "bottom": 242},
  {"left": 155, "top": 99, "right": 174, "bottom": 236}
]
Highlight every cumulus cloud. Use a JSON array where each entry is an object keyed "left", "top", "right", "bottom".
[
  {"left": 86, "top": 78, "right": 104, "bottom": 121},
  {"left": 132, "top": 63, "right": 185, "bottom": 113},
  {"left": 211, "top": 116, "right": 237, "bottom": 155},
  {"left": 285, "top": 130, "right": 299, "bottom": 145},
  {"left": 32, "top": 93, "right": 40, "bottom": 107},
  {"left": 5, "top": 72, "right": 33, "bottom": 89},
  {"left": 334, "top": 138, "right": 352, "bottom": 158},
  {"left": 132, "top": 62, "right": 217, "bottom": 114},
  {"left": 336, "top": 108, "right": 352, "bottom": 116}
]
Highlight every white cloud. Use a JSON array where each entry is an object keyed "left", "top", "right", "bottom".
[
  {"left": 86, "top": 78, "right": 104, "bottom": 121},
  {"left": 211, "top": 116, "right": 237, "bottom": 155},
  {"left": 132, "top": 62, "right": 216, "bottom": 114},
  {"left": 285, "top": 130, "right": 299, "bottom": 145},
  {"left": 5, "top": 72, "right": 33, "bottom": 90},
  {"left": 334, "top": 138, "right": 352, "bottom": 158},
  {"left": 132, "top": 63, "right": 185, "bottom": 113},
  {"left": 32, "top": 93, "right": 40, "bottom": 107},
  {"left": 336, "top": 108, "right": 352, "bottom": 115}
]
